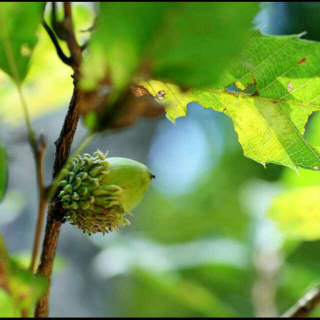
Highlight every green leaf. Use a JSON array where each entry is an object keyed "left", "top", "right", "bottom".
[
  {"left": 142, "top": 30, "right": 320, "bottom": 171},
  {"left": 8, "top": 259, "right": 48, "bottom": 311},
  {"left": 268, "top": 186, "right": 320, "bottom": 240},
  {"left": 0, "top": 3, "right": 45, "bottom": 82},
  {"left": 0, "top": 142, "right": 7, "bottom": 203},
  {"left": 0, "top": 289, "right": 15, "bottom": 317},
  {"left": 148, "top": 2, "right": 259, "bottom": 88},
  {"left": 80, "top": 2, "right": 258, "bottom": 91},
  {"left": 0, "top": 232, "right": 48, "bottom": 314}
]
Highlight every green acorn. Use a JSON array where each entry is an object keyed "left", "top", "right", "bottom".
[{"left": 58, "top": 150, "right": 154, "bottom": 235}]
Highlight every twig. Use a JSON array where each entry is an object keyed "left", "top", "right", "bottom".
[
  {"left": 42, "top": 18, "right": 72, "bottom": 66},
  {"left": 51, "top": 2, "right": 63, "bottom": 40},
  {"left": 29, "top": 133, "right": 47, "bottom": 274},
  {"left": 35, "top": 86, "right": 81, "bottom": 317},
  {"left": 0, "top": 233, "right": 10, "bottom": 293},
  {"left": 281, "top": 286, "right": 320, "bottom": 318},
  {"left": 51, "top": 2, "right": 82, "bottom": 72},
  {"left": 34, "top": 3, "right": 85, "bottom": 316},
  {"left": 63, "top": 2, "right": 72, "bottom": 19}
]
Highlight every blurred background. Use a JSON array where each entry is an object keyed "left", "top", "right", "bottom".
[{"left": 1, "top": 2, "right": 320, "bottom": 317}]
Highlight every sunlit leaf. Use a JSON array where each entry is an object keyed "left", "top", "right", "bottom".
[
  {"left": 281, "top": 112, "right": 320, "bottom": 187},
  {"left": 268, "top": 186, "right": 320, "bottom": 240},
  {"left": 143, "top": 30, "right": 320, "bottom": 171},
  {"left": 80, "top": 2, "right": 259, "bottom": 91},
  {"left": 0, "top": 3, "right": 45, "bottom": 82}
]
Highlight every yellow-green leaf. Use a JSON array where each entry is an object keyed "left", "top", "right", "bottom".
[
  {"left": 0, "top": 289, "right": 15, "bottom": 317},
  {"left": 268, "top": 186, "right": 320, "bottom": 240},
  {"left": 143, "top": 30, "right": 320, "bottom": 171},
  {"left": 0, "top": 233, "right": 48, "bottom": 314},
  {"left": 8, "top": 259, "right": 48, "bottom": 311}
]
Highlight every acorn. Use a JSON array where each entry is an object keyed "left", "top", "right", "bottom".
[{"left": 57, "top": 150, "right": 154, "bottom": 235}]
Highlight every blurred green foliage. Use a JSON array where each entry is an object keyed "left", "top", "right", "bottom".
[
  {"left": 0, "top": 234, "right": 48, "bottom": 316},
  {"left": 0, "top": 3, "right": 44, "bottom": 82},
  {"left": 80, "top": 2, "right": 259, "bottom": 91}
]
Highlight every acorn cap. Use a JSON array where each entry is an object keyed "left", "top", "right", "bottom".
[{"left": 58, "top": 151, "right": 153, "bottom": 235}]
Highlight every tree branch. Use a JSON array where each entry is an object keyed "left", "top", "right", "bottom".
[
  {"left": 42, "top": 19, "right": 72, "bottom": 66},
  {"left": 51, "top": 2, "right": 82, "bottom": 72},
  {"left": 34, "top": 85, "right": 81, "bottom": 317},
  {"left": 282, "top": 286, "right": 320, "bottom": 318},
  {"left": 29, "top": 133, "right": 47, "bottom": 273},
  {"left": 35, "top": 3, "right": 84, "bottom": 315}
]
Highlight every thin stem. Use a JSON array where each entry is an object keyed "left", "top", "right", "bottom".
[
  {"left": 35, "top": 3, "right": 85, "bottom": 316},
  {"left": 51, "top": 2, "right": 82, "bottom": 71},
  {"left": 282, "top": 285, "right": 320, "bottom": 318},
  {"left": 30, "top": 135, "right": 47, "bottom": 273},
  {"left": 35, "top": 85, "right": 82, "bottom": 317},
  {"left": 16, "top": 85, "right": 37, "bottom": 151},
  {"left": 30, "top": 200, "right": 46, "bottom": 273},
  {"left": 21, "top": 309, "right": 28, "bottom": 318},
  {"left": 42, "top": 18, "right": 72, "bottom": 66},
  {"left": 63, "top": 2, "right": 72, "bottom": 19}
]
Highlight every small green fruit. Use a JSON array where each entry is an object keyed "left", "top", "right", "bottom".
[{"left": 58, "top": 150, "right": 153, "bottom": 235}]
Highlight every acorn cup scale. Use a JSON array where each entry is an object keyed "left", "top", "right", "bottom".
[{"left": 57, "top": 150, "right": 154, "bottom": 235}]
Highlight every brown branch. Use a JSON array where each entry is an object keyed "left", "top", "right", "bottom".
[
  {"left": 63, "top": 2, "right": 72, "bottom": 19},
  {"left": 34, "top": 85, "right": 80, "bottom": 317},
  {"left": 35, "top": 3, "right": 84, "bottom": 314},
  {"left": 281, "top": 286, "right": 320, "bottom": 318},
  {"left": 61, "top": 3, "right": 82, "bottom": 70},
  {"left": 30, "top": 133, "right": 48, "bottom": 273},
  {"left": 51, "top": 2, "right": 82, "bottom": 72}
]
